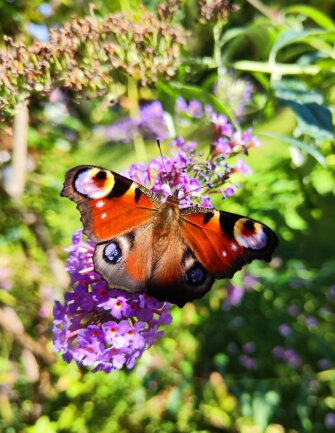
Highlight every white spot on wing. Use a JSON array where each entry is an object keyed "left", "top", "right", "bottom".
[
  {"left": 222, "top": 250, "right": 227, "bottom": 257},
  {"left": 96, "top": 200, "right": 104, "bottom": 208},
  {"left": 101, "top": 213, "right": 107, "bottom": 219},
  {"left": 231, "top": 244, "right": 238, "bottom": 252}
]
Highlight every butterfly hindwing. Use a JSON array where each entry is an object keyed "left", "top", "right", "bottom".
[
  {"left": 93, "top": 218, "right": 214, "bottom": 308},
  {"left": 93, "top": 229, "right": 151, "bottom": 294},
  {"left": 146, "top": 246, "right": 214, "bottom": 307},
  {"left": 180, "top": 208, "right": 278, "bottom": 279},
  {"left": 61, "top": 165, "right": 160, "bottom": 242}
]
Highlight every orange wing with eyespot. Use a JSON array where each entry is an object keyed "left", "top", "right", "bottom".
[
  {"left": 180, "top": 208, "right": 278, "bottom": 279},
  {"left": 61, "top": 165, "right": 160, "bottom": 242}
]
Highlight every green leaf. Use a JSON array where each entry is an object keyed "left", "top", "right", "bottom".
[
  {"left": 253, "top": 391, "right": 281, "bottom": 431},
  {"left": 284, "top": 5, "right": 335, "bottom": 30},
  {"left": 284, "top": 207, "right": 308, "bottom": 230},
  {"left": 272, "top": 79, "right": 334, "bottom": 141},
  {"left": 258, "top": 131, "right": 326, "bottom": 166},
  {"left": 221, "top": 26, "right": 249, "bottom": 45},
  {"left": 287, "top": 101, "right": 334, "bottom": 141},
  {"left": 0, "top": 290, "right": 16, "bottom": 306},
  {"left": 270, "top": 28, "right": 330, "bottom": 63},
  {"left": 26, "top": 416, "right": 58, "bottom": 433},
  {"left": 272, "top": 79, "right": 324, "bottom": 104}
]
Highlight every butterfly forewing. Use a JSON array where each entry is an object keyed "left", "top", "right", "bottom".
[
  {"left": 180, "top": 208, "right": 278, "bottom": 279},
  {"left": 61, "top": 165, "right": 160, "bottom": 242}
]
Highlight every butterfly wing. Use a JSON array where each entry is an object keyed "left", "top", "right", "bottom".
[
  {"left": 145, "top": 220, "right": 215, "bottom": 307},
  {"left": 61, "top": 165, "right": 161, "bottom": 293},
  {"left": 62, "top": 167, "right": 278, "bottom": 307},
  {"left": 180, "top": 207, "right": 278, "bottom": 279},
  {"left": 61, "top": 165, "right": 160, "bottom": 242}
]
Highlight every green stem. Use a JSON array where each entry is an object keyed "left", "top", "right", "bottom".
[
  {"left": 245, "top": 0, "right": 279, "bottom": 21},
  {"left": 213, "top": 21, "right": 225, "bottom": 76},
  {"left": 213, "top": 21, "right": 240, "bottom": 130},
  {"left": 232, "top": 60, "right": 322, "bottom": 75}
]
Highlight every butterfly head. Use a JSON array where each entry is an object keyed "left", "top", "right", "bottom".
[{"left": 165, "top": 188, "right": 180, "bottom": 206}]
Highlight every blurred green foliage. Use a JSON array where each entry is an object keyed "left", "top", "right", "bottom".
[{"left": 0, "top": 0, "right": 335, "bottom": 432}]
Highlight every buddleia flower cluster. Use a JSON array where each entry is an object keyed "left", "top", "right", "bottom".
[
  {"left": 53, "top": 111, "right": 260, "bottom": 372},
  {"left": 53, "top": 231, "right": 172, "bottom": 372},
  {"left": 105, "top": 101, "right": 170, "bottom": 144},
  {"left": 122, "top": 109, "right": 260, "bottom": 208}
]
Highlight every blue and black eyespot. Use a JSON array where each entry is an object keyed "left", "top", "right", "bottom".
[
  {"left": 103, "top": 241, "right": 122, "bottom": 264},
  {"left": 185, "top": 263, "right": 206, "bottom": 286}
]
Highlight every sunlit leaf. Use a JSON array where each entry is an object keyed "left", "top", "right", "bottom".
[
  {"left": 270, "top": 28, "right": 330, "bottom": 63},
  {"left": 273, "top": 79, "right": 323, "bottom": 104},
  {"left": 284, "top": 5, "right": 335, "bottom": 30},
  {"left": 273, "top": 79, "right": 334, "bottom": 141},
  {"left": 288, "top": 101, "right": 334, "bottom": 141}
]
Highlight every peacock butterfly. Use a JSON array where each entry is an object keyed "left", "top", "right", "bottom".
[{"left": 61, "top": 165, "right": 278, "bottom": 307}]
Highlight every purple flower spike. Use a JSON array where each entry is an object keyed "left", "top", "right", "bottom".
[
  {"left": 278, "top": 324, "right": 292, "bottom": 337},
  {"left": 224, "top": 282, "right": 244, "bottom": 307},
  {"left": 187, "top": 100, "right": 202, "bottom": 119},
  {"left": 176, "top": 97, "right": 202, "bottom": 119},
  {"left": 139, "top": 101, "right": 170, "bottom": 141},
  {"left": 272, "top": 345, "right": 302, "bottom": 369},
  {"left": 106, "top": 101, "right": 169, "bottom": 143},
  {"left": 53, "top": 230, "right": 172, "bottom": 372},
  {"left": 325, "top": 413, "right": 335, "bottom": 429},
  {"left": 239, "top": 354, "right": 257, "bottom": 370},
  {"left": 176, "top": 96, "right": 188, "bottom": 113},
  {"left": 235, "top": 158, "right": 253, "bottom": 175}
]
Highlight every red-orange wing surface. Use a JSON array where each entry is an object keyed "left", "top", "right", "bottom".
[
  {"left": 180, "top": 208, "right": 278, "bottom": 279},
  {"left": 61, "top": 165, "right": 160, "bottom": 242}
]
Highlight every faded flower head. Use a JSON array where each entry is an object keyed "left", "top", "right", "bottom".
[
  {"left": 53, "top": 231, "right": 172, "bottom": 372},
  {"left": 0, "top": 10, "right": 186, "bottom": 120},
  {"left": 198, "top": 0, "right": 238, "bottom": 22}
]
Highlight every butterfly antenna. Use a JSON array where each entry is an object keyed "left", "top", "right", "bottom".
[{"left": 156, "top": 138, "right": 171, "bottom": 188}]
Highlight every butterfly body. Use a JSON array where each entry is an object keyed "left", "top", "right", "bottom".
[{"left": 62, "top": 165, "right": 278, "bottom": 307}]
